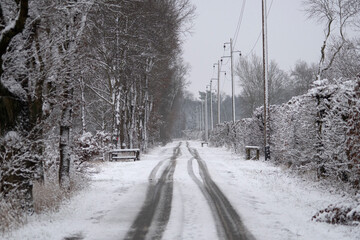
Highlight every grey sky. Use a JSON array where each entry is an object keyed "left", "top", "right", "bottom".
[{"left": 183, "top": 0, "right": 324, "bottom": 98}]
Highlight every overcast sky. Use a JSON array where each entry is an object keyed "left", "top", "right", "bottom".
[{"left": 182, "top": 0, "right": 324, "bottom": 98}]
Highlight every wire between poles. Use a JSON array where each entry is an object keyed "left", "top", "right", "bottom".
[
  {"left": 233, "top": 0, "right": 247, "bottom": 47},
  {"left": 246, "top": 0, "right": 275, "bottom": 57}
]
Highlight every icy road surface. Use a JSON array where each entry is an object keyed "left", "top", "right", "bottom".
[{"left": 3, "top": 140, "right": 359, "bottom": 240}]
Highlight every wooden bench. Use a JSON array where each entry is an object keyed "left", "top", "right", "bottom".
[
  {"left": 109, "top": 149, "right": 140, "bottom": 161},
  {"left": 245, "top": 146, "right": 260, "bottom": 160}
]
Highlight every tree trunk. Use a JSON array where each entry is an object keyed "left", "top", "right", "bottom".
[
  {"left": 80, "top": 77, "right": 86, "bottom": 134},
  {"left": 59, "top": 101, "right": 72, "bottom": 190},
  {"left": 0, "top": 0, "right": 29, "bottom": 134},
  {"left": 128, "top": 84, "right": 137, "bottom": 149}
]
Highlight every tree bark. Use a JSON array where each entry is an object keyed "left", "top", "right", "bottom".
[
  {"left": 59, "top": 95, "right": 73, "bottom": 190},
  {"left": 0, "top": 0, "right": 29, "bottom": 134}
]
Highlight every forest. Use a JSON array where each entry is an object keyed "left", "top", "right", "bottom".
[{"left": 0, "top": 0, "right": 194, "bottom": 228}]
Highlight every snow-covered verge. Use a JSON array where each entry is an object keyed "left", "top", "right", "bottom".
[
  {"left": 193, "top": 142, "right": 360, "bottom": 239},
  {"left": 0, "top": 143, "right": 178, "bottom": 240},
  {"left": 0, "top": 129, "right": 110, "bottom": 233},
  {"left": 210, "top": 79, "right": 360, "bottom": 193},
  {"left": 1, "top": 140, "right": 359, "bottom": 240}
]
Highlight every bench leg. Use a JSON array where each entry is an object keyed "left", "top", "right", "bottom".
[{"left": 246, "top": 149, "right": 250, "bottom": 160}]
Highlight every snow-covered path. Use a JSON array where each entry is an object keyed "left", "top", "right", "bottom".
[{"left": 2, "top": 140, "right": 359, "bottom": 240}]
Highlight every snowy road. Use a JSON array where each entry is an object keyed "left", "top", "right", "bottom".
[
  {"left": 3, "top": 140, "right": 359, "bottom": 240},
  {"left": 124, "top": 142, "right": 254, "bottom": 240},
  {"left": 124, "top": 142, "right": 181, "bottom": 240},
  {"left": 186, "top": 143, "right": 254, "bottom": 240}
]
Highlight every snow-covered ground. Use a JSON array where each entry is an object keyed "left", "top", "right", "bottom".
[{"left": 2, "top": 140, "right": 359, "bottom": 240}]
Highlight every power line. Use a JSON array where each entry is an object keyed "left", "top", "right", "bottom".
[
  {"left": 247, "top": 32, "right": 262, "bottom": 57},
  {"left": 233, "top": 0, "right": 247, "bottom": 47},
  {"left": 246, "top": 0, "right": 275, "bottom": 57}
]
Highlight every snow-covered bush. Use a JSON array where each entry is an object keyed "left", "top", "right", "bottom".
[
  {"left": 32, "top": 169, "right": 89, "bottom": 214},
  {"left": 0, "top": 193, "right": 26, "bottom": 233},
  {"left": 0, "top": 131, "right": 36, "bottom": 209},
  {"left": 210, "top": 113, "right": 262, "bottom": 154},
  {"left": 210, "top": 78, "right": 359, "bottom": 189},
  {"left": 270, "top": 79, "right": 356, "bottom": 182},
  {"left": 269, "top": 95, "right": 317, "bottom": 168},
  {"left": 346, "top": 79, "right": 360, "bottom": 188},
  {"left": 0, "top": 127, "right": 94, "bottom": 233},
  {"left": 312, "top": 204, "right": 360, "bottom": 225},
  {"left": 73, "top": 131, "right": 113, "bottom": 165},
  {"left": 74, "top": 132, "right": 100, "bottom": 163}
]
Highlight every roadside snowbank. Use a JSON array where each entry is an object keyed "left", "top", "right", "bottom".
[
  {"left": 1, "top": 143, "right": 178, "bottom": 240},
  {"left": 194, "top": 141, "right": 359, "bottom": 240}
]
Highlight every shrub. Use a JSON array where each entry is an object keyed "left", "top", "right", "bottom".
[
  {"left": 312, "top": 204, "right": 360, "bottom": 225},
  {"left": 0, "top": 193, "right": 26, "bottom": 233}
]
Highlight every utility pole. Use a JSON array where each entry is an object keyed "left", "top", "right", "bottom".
[
  {"left": 210, "top": 78, "right": 218, "bottom": 130},
  {"left": 205, "top": 86, "right": 209, "bottom": 142},
  {"left": 197, "top": 105, "right": 201, "bottom": 131},
  {"left": 210, "top": 80, "right": 214, "bottom": 131},
  {"left": 262, "top": 0, "right": 270, "bottom": 160},
  {"left": 230, "top": 38, "right": 235, "bottom": 123},
  {"left": 200, "top": 101, "right": 203, "bottom": 131},
  {"left": 213, "top": 61, "right": 222, "bottom": 125},
  {"left": 217, "top": 61, "right": 221, "bottom": 124},
  {"left": 222, "top": 38, "right": 237, "bottom": 123}
]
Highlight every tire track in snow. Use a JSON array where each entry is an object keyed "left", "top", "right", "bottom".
[
  {"left": 124, "top": 142, "right": 181, "bottom": 240},
  {"left": 187, "top": 157, "right": 226, "bottom": 238},
  {"left": 186, "top": 142, "right": 255, "bottom": 240}
]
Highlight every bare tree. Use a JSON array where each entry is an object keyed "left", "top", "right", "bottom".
[
  {"left": 235, "top": 54, "right": 290, "bottom": 116},
  {"left": 324, "top": 39, "right": 360, "bottom": 79},
  {"left": 303, "top": 0, "right": 360, "bottom": 79},
  {"left": 291, "top": 60, "right": 317, "bottom": 95}
]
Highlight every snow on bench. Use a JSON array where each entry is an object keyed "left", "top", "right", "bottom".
[
  {"left": 109, "top": 148, "right": 140, "bottom": 161},
  {"left": 245, "top": 146, "right": 260, "bottom": 160}
]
